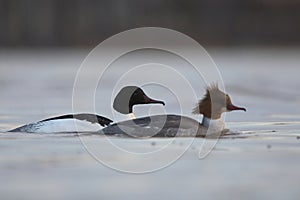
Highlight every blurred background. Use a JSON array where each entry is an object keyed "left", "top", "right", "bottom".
[{"left": 1, "top": 0, "right": 300, "bottom": 47}]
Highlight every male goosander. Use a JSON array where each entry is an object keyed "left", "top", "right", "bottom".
[
  {"left": 9, "top": 86, "right": 165, "bottom": 133},
  {"left": 101, "top": 85, "right": 246, "bottom": 137}
]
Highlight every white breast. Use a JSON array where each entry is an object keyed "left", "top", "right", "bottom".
[
  {"left": 202, "top": 117, "right": 226, "bottom": 134},
  {"left": 20, "top": 119, "right": 103, "bottom": 133}
]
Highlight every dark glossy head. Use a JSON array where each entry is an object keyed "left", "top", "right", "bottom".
[
  {"left": 113, "top": 86, "right": 165, "bottom": 114},
  {"left": 193, "top": 84, "right": 246, "bottom": 119}
]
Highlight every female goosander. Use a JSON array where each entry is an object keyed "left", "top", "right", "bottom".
[
  {"left": 101, "top": 85, "right": 246, "bottom": 137},
  {"left": 9, "top": 86, "right": 165, "bottom": 133}
]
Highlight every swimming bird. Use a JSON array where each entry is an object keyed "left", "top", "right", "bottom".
[
  {"left": 101, "top": 85, "right": 246, "bottom": 137},
  {"left": 9, "top": 86, "right": 165, "bottom": 133}
]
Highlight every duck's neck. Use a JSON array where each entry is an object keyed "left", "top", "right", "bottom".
[
  {"left": 127, "top": 113, "right": 136, "bottom": 120},
  {"left": 202, "top": 116, "right": 226, "bottom": 132}
]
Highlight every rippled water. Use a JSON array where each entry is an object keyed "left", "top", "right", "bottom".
[{"left": 0, "top": 48, "right": 300, "bottom": 200}]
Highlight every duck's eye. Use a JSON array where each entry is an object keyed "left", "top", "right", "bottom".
[{"left": 226, "top": 94, "right": 230, "bottom": 102}]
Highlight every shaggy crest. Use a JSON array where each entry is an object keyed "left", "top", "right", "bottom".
[{"left": 192, "top": 84, "right": 227, "bottom": 119}]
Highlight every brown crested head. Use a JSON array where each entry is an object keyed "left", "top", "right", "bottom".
[{"left": 192, "top": 84, "right": 246, "bottom": 119}]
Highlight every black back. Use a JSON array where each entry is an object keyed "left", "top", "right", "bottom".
[{"left": 40, "top": 113, "right": 113, "bottom": 127}]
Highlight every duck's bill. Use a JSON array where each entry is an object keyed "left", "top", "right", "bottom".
[
  {"left": 227, "top": 103, "right": 246, "bottom": 112},
  {"left": 144, "top": 95, "right": 165, "bottom": 106}
]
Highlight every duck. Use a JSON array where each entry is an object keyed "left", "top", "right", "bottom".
[
  {"left": 101, "top": 85, "right": 246, "bottom": 137},
  {"left": 9, "top": 86, "right": 165, "bottom": 133}
]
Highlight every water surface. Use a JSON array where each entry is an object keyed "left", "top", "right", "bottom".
[{"left": 0, "top": 48, "right": 300, "bottom": 200}]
